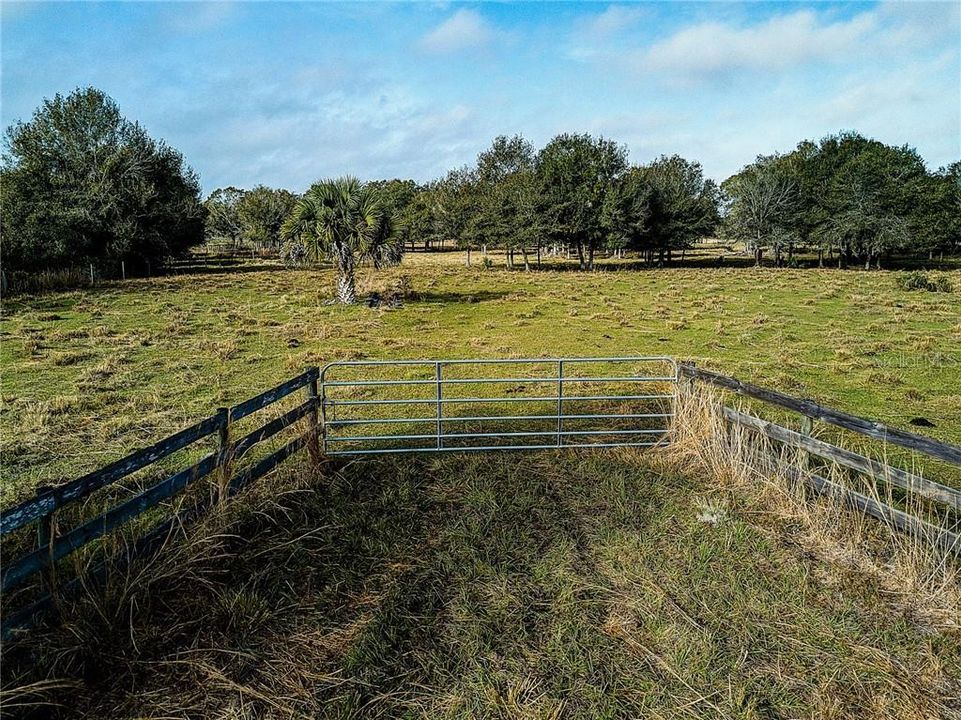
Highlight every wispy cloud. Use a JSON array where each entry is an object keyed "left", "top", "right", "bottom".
[
  {"left": 163, "top": 1, "right": 236, "bottom": 34},
  {"left": 633, "top": 10, "right": 877, "bottom": 77},
  {"left": 419, "top": 9, "right": 495, "bottom": 54},
  {"left": 586, "top": 4, "right": 647, "bottom": 38},
  {"left": 3, "top": 1, "right": 956, "bottom": 191}
]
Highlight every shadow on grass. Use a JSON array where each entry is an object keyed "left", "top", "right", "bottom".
[
  {"left": 3, "top": 450, "right": 956, "bottom": 719},
  {"left": 411, "top": 289, "right": 513, "bottom": 304}
]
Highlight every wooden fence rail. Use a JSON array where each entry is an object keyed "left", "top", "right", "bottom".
[
  {"left": 0, "top": 367, "right": 321, "bottom": 638},
  {"left": 678, "top": 363, "right": 961, "bottom": 466},
  {"left": 678, "top": 362, "right": 961, "bottom": 555},
  {"left": 3, "top": 359, "right": 958, "bottom": 639}
]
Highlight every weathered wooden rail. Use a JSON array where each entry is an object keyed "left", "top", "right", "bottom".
[
  {"left": 678, "top": 362, "right": 961, "bottom": 554},
  {"left": 0, "top": 367, "right": 322, "bottom": 639},
  {"left": 2, "top": 358, "right": 959, "bottom": 640}
]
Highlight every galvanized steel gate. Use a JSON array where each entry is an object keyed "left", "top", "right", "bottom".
[{"left": 320, "top": 357, "right": 678, "bottom": 456}]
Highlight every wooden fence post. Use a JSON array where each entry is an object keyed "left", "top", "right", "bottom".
[
  {"left": 35, "top": 485, "right": 58, "bottom": 602},
  {"left": 306, "top": 371, "right": 322, "bottom": 468},
  {"left": 799, "top": 415, "right": 813, "bottom": 469},
  {"left": 215, "top": 407, "right": 231, "bottom": 505}
]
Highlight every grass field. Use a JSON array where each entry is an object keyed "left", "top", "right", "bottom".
[
  {"left": 2, "top": 251, "right": 959, "bottom": 503},
  {"left": 3, "top": 449, "right": 960, "bottom": 719},
  {"left": 3, "top": 251, "right": 961, "bottom": 718}
]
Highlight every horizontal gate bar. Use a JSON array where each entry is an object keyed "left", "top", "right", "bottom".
[
  {"left": 327, "top": 428, "right": 668, "bottom": 443},
  {"left": 326, "top": 441, "right": 664, "bottom": 456},
  {"left": 327, "top": 412, "right": 674, "bottom": 427},
  {"left": 319, "top": 356, "right": 679, "bottom": 459},
  {"left": 326, "top": 394, "right": 674, "bottom": 407},
  {"left": 322, "top": 356, "right": 677, "bottom": 368},
  {"left": 323, "top": 376, "right": 676, "bottom": 387}
]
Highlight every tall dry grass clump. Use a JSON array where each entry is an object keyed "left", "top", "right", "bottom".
[{"left": 664, "top": 382, "right": 961, "bottom": 631}]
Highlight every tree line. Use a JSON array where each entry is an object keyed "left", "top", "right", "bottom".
[
  {"left": 3, "top": 87, "right": 959, "bottom": 285},
  {"left": 723, "top": 135, "right": 960, "bottom": 268},
  {"left": 341, "top": 134, "right": 721, "bottom": 271}
]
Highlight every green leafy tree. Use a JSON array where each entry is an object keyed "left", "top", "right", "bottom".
[
  {"left": 602, "top": 166, "right": 652, "bottom": 257},
  {"left": 721, "top": 154, "right": 799, "bottom": 265},
  {"left": 402, "top": 186, "right": 437, "bottom": 251},
  {"left": 280, "top": 176, "right": 402, "bottom": 304},
  {"left": 818, "top": 134, "right": 927, "bottom": 268},
  {"left": 919, "top": 162, "right": 961, "bottom": 259},
  {"left": 367, "top": 179, "right": 419, "bottom": 248},
  {"left": 1, "top": 87, "right": 205, "bottom": 273},
  {"left": 535, "top": 133, "right": 627, "bottom": 269},
  {"left": 237, "top": 185, "right": 297, "bottom": 248},
  {"left": 642, "top": 155, "right": 719, "bottom": 264},
  {"left": 475, "top": 135, "right": 538, "bottom": 268},
  {"left": 433, "top": 167, "right": 477, "bottom": 254},
  {"left": 204, "top": 187, "right": 246, "bottom": 246}
]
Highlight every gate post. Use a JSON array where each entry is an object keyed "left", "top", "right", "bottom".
[{"left": 306, "top": 368, "right": 322, "bottom": 467}]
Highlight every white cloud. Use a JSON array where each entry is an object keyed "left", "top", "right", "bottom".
[
  {"left": 568, "top": 4, "right": 648, "bottom": 61},
  {"left": 586, "top": 5, "right": 647, "bottom": 38},
  {"left": 420, "top": 9, "right": 494, "bottom": 54},
  {"left": 634, "top": 10, "right": 877, "bottom": 77},
  {"left": 189, "top": 83, "right": 483, "bottom": 191},
  {"left": 164, "top": 2, "right": 236, "bottom": 34}
]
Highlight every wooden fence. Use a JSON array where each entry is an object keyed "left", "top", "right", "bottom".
[
  {"left": 678, "top": 362, "right": 961, "bottom": 555},
  {"left": 2, "top": 360, "right": 959, "bottom": 639},
  {"left": 0, "top": 367, "right": 322, "bottom": 639}
]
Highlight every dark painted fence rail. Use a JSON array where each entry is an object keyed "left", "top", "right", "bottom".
[
  {"left": 0, "top": 367, "right": 321, "bottom": 639},
  {"left": 678, "top": 362, "right": 961, "bottom": 555},
  {"left": 3, "top": 359, "right": 959, "bottom": 640}
]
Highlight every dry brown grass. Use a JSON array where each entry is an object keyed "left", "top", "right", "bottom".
[{"left": 664, "top": 385, "right": 961, "bottom": 634}]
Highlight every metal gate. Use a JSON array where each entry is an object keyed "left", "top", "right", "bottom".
[{"left": 320, "top": 357, "right": 677, "bottom": 456}]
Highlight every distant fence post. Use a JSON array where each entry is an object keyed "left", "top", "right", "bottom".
[
  {"left": 215, "top": 407, "right": 231, "bottom": 504},
  {"left": 90, "top": 264, "right": 95, "bottom": 286},
  {"left": 306, "top": 370, "right": 322, "bottom": 467}
]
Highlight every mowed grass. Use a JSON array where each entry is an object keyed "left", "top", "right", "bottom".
[
  {"left": 1, "top": 252, "right": 960, "bottom": 502},
  {"left": 3, "top": 451, "right": 958, "bottom": 718}
]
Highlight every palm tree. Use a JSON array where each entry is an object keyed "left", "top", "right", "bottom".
[{"left": 281, "top": 176, "right": 402, "bottom": 303}]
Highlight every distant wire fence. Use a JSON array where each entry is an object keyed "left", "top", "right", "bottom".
[
  {"left": 0, "top": 247, "right": 280, "bottom": 295},
  {"left": 2, "top": 357, "right": 960, "bottom": 641}
]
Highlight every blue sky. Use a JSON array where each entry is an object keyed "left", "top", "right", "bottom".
[{"left": 2, "top": 1, "right": 958, "bottom": 195}]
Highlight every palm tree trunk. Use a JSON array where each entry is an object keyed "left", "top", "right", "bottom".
[{"left": 336, "top": 246, "right": 356, "bottom": 304}]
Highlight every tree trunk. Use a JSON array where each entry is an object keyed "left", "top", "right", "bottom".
[
  {"left": 576, "top": 242, "right": 586, "bottom": 270},
  {"left": 588, "top": 244, "right": 595, "bottom": 271},
  {"left": 521, "top": 247, "right": 531, "bottom": 272},
  {"left": 466, "top": 247, "right": 471, "bottom": 266},
  {"left": 336, "top": 247, "right": 356, "bottom": 304}
]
